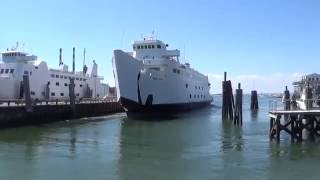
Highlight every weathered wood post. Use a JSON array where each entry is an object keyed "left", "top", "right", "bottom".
[
  {"left": 306, "top": 84, "right": 313, "bottom": 110},
  {"left": 23, "top": 75, "right": 33, "bottom": 112},
  {"left": 222, "top": 72, "right": 234, "bottom": 120},
  {"left": 69, "top": 47, "right": 76, "bottom": 117},
  {"left": 250, "top": 90, "right": 259, "bottom": 110},
  {"left": 276, "top": 116, "right": 281, "bottom": 143},
  {"left": 283, "top": 86, "right": 290, "bottom": 111},
  {"left": 234, "top": 83, "right": 243, "bottom": 125}
]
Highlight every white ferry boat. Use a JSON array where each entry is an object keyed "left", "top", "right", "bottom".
[
  {"left": 112, "top": 37, "right": 213, "bottom": 117},
  {"left": 0, "top": 45, "right": 109, "bottom": 101}
]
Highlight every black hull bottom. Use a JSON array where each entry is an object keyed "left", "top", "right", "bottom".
[{"left": 119, "top": 97, "right": 212, "bottom": 119}]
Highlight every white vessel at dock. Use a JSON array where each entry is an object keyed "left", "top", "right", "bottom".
[
  {"left": 112, "top": 37, "right": 213, "bottom": 117},
  {"left": 293, "top": 73, "right": 320, "bottom": 110},
  {"left": 0, "top": 44, "right": 109, "bottom": 101}
]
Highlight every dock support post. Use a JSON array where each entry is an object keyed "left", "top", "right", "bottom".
[
  {"left": 23, "top": 75, "right": 33, "bottom": 112},
  {"left": 234, "top": 83, "right": 243, "bottom": 125},
  {"left": 270, "top": 117, "right": 274, "bottom": 140},
  {"left": 309, "top": 116, "right": 315, "bottom": 141},
  {"left": 276, "top": 116, "right": 281, "bottom": 143},
  {"left": 250, "top": 90, "right": 259, "bottom": 110},
  {"left": 297, "top": 115, "right": 303, "bottom": 142},
  {"left": 290, "top": 115, "right": 295, "bottom": 143}
]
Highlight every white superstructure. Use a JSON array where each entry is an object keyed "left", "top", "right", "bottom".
[
  {"left": 112, "top": 37, "right": 213, "bottom": 117},
  {"left": 0, "top": 45, "right": 109, "bottom": 101},
  {"left": 293, "top": 73, "right": 320, "bottom": 110}
]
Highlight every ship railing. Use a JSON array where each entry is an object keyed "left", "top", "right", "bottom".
[
  {"left": 0, "top": 96, "right": 118, "bottom": 107},
  {"left": 269, "top": 98, "right": 320, "bottom": 112}
]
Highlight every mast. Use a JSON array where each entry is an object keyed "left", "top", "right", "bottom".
[
  {"left": 59, "top": 48, "right": 62, "bottom": 65},
  {"left": 83, "top": 48, "right": 86, "bottom": 68},
  {"left": 72, "top": 47, "right": 75, "bottom": 74}
]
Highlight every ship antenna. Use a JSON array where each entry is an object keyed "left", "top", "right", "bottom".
[
  {"left": 83, "top": 48, "right": 86, "bottom": 67},
  {"left": 72, "top": 47, "right": 75, "bottom": 74},
  {"left": 59, "top": 48, "right": 63, "bottom": 65},
  {"left": 184, "top": 44, "right": 186, "bottom": 62}
]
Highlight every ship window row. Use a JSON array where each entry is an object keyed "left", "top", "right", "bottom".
[
  {"left": 50, "top": 74, "right": 86, "bottom": 81},
  {"left": 189, "top": 94, "right": 206, "bottom": 99},
  {"left": 0, "top": 69, "right": 15, "bottom": 74},
  {"left": 173, "top": 68, "right": 180, "bottom": 74},
  {"left": 2, "top": 53, "right": 24, "bottom": 57},
  {"left": 195, "top": 86, "right": 204, "bottom": 90},
  {"left": 308, "top": 77, "right": 320, "bottom": 81},
  {"left": 56, "top": 82, "right": 83, "bottom": 87},
  {"left": 51, "top": 92, "right": 79, "bottom": 97},
  {"left": 134, "top": 44, "right": 162, "bottom": 50}
]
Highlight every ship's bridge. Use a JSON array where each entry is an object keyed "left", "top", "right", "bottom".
[
  {"left": 1, "top": 51, "right": 37, "bottom": 63},
  {"left": 132, "top": 39, "right": 180, "bottom": 61}
]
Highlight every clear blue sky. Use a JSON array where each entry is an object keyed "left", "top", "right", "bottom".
[{"left": 1, "top": 0, "right": 320, "bottom": 93}]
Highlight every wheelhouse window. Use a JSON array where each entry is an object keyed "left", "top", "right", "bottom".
[
  {"left": 51, "top": 92, "right": 55, "bottom": 96},
  {"left": 157, "top": 45, "right": 161, "bottom": 49},
  {"left": 148, "top": 45, "right": 151, "bottom": 49},
  {"left": 56, "top": 82, "right": 59, "bottom": 86},
  {"left": 173, "top": 69, "right": 177, "bottom": 73},
  {"left": 10, "top": 69, "right": 14, "bottom": 74},
  {"left": 144, "top": 45, "right": 147, "bottom": 49},
  {"left": 51, "top": 74, "right": 55, "bottom": 78},
  {"left": 5, "top": 69, "right": 9, "bottom": 74},
  {"left": 152, "top": 45, "right": 155, "bottom": 48},
  {"left": 60, "top": 93, "right": 64, "bottom": 96}
]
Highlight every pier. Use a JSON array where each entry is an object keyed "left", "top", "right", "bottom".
[
  {"left": 0, "top": 98, "right": 123, "bottom": 127},
  {"left": 269, "top": 109, "right": 320, "bottom": 142}
]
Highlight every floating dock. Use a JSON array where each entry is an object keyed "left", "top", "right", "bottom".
[{"left": 0, "top": 98, "right": 123, "bottom": 127}]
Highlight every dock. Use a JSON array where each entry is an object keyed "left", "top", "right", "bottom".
[
  {"left": 269, "top": 109, "right": 320, "bottom": 142},
  {"left": 0, "top": 98, "right": 124, "bottom": 127}
]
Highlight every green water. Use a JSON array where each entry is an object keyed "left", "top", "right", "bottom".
[{"left": 1, "top": 96, "right": 320, "bottom": 180}]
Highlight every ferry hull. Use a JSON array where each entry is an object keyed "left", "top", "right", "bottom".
[{"left": 119, "top": 97, "right": 212, "bottom": 119}]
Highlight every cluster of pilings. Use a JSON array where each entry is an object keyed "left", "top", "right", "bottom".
[{"left": 222, "top": 72, "right": 259, "bottom": 125}]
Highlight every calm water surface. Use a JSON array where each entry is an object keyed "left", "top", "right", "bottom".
[{"left": 1, "top": 95, "right": 320, "bottom": 180}]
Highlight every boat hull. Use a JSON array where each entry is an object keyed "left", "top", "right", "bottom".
[{"left": 120, "top": 97, "right": 212, "bottom": 119}]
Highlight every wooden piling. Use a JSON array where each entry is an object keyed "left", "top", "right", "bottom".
[
  {"left": 283, "top": 86, "right": 290, "bottom": 110},
  {"left": 23, "top": 75, "right": 33, "bottom": 112},
  {"left": 250, "top": 90, "right": 259, "bottom": 110},
  {"left": 222, "top": 72, "right": 234, "bottom": 120},
  {"left": 234, "top": 83, "right": 243, "bottom": 125}
]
